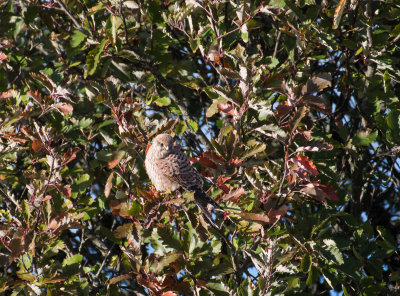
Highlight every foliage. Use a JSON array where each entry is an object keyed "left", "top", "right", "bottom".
[{"left": 0, "top": 0, "right": 399, "bottom": 295}]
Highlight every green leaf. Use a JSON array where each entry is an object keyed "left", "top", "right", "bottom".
[
  {"left": 106, "top": 15, "right": 122, "bottom": 44},
  {"left": 323, "top": 239, "right": 344, "bottom": 265},
  {"left": 383, "top": 70, "right": 390, "bottom": 93},
  {"left": 205, "top": 281, "right": 230, "bottom": 296},
  {"left": 241, "top": 143, "right": 266, "bottom": 159},
  {"left": 206, "top": 100, "right": 220, "bottom": 118},
  {"left": 0, "top": 69, "right": 7, "bottom": 91},
  {"left": 21, "top": 200, "right": 30, "bottom": 222},
  {"left": 157, "top": 227, "right": 182, "bottom": 251},
  {"left": 153, "top": 253, "right": 183, "bottom": 273},
  {"left": 342, "top": 285, "right": 349, "bottom": 296},
  {"left": 127, "top": 200, "right": 143, "bottom": 218},
  {"left": 62, "top": 254, "right": 83, "bottom": 276},
  {"left": 306, "top": 265, "right": 320, "bottom": 285},
  {"left": 85, "top": 39, "right": 107, "bottom": 78},
  {"left": 352, "top": 130, "right": 378, "bottom": 146},
  {"left": 332, "top": 0, "right": 348, "bottom": 29},
  {"left": 175, "top": 121, "right": 187, "bottom": 135},
  {"left": 154, "top": 96, "right": 171, "bottom": 106},
  {"left": 113, "top": 223, "right": 133, "bottom": 239},
  {"left": 70, "top": 30, "right": 87, "bottom": 48},
  {"left": 387, "top": 110, "right": 400, "bottom": 143},
  {"left": 300, "top": 254, "right": 311, "bottom": 272},
  {"left": 187, "top": 119, "right": 198, "bottom": 132}
]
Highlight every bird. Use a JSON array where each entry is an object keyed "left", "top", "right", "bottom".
[{"left": 145, "top": 133, "right": 220, "bottom": 209}]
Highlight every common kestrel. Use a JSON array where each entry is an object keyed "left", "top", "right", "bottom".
[{"left": 145, "top": 133, "right": 219, "bottom": 208}]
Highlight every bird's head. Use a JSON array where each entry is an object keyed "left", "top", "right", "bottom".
[{"left": 151, "top": 133, "right": 174, "bottom": 158}]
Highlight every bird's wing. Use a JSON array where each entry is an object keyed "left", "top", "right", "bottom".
[{"left": 156, "top": 148, "right": 203, "bottom": 189}]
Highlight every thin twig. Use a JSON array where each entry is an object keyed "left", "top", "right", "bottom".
[
  {"left": 0, "top": 186, "right": 21, "bottom": 211},
  {"left": 273, "top": 31, "right": 281, "bottom": 58},
  {"left": 120, "top": 0, "right": 130, "bottom": 45},
  {"left": 55, "top": 0, "right": 82, "bottom": 29},
  {"left": 95, "top": 244, "right": 115, "bottom": 278}
]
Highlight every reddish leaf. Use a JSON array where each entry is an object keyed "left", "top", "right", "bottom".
[
  {"left": 197, "top": 280, "right": 207, "bottom": 287},
  {"left": 8, "top": 231, "right": 26, "bottom": 263},
  {"left": 105, "top": 172, "right": 114, "bottom": 198},
  {"left": 42, "top": 277, "right": 66, "bottom": 284},
  {"left": 276, "top": 103, "right": 293, "bottom": 119},
  {"left": 301, "top": 73, "right": 332, "bottom": 94},
  {"left": 301, "top": 95, "right": 332, "bottom": 115},
  {"left": 145, "top": 144, "right": 151, "bottom": 155},
  {"left": 0, "top": 52, "right": 7, "bottom": 60},
  {"left": 108, "top": 150, "right": 125, "bottom": 169},
  {"left": 300, "top": 182, "right": 338, "bottom": 202},
  {"left": 137, "top": 188, "right": 158, "bottom": 201},
  {"left": 239, "top": 212, "right": 271, "bottom": 224},
  {"left": 319, "top": 183, "right": 339, "bottom": 202},
  {"left": 162, "top": 292, "right": 178, "bottom": 296},
  {"left": 333, "top": 0, "right": 348, "bottom": 29},
  {"left": 62, "top": 148, "right": 80, "bottom": 166},
  {"left": 0, "top": 90, "right": 13, "bottom": 99},
  {"left": 218, "top": 184, "right": 230, "bottom": 194},
  {"left": 0, "top": 132, "right": 28, "bottom": 145},
  {"left": 200, "top": 169, "right": 213, "bottom": 178},
  {"left": 217, "top": 103, "right": 235, "bottom": 116},
  {"left": 292, "top": 155, "right": 319, "bottom": 177},
  {"left": 221, "top": 187, "right": 245, "bottom": 203},
  {"left": 197, "top": 156, "right": 217, "bottom": 169},
  {"left": 109, "top": 200, "right": 132, "bottom": 218},
  {"left": 31, "top": 138, "right": 43, "bottom": 152},
  {"left": 40, "top": 195, "right": 53, "bottom": 201},
  {"left": 55, "top": 102, "right": 73, "bottom": 114},
  {"left": 28, "top": 90, "right": 43, "bottom": 103},
  {"left": 55, "top": 184, "right": 72, "bottom": 197},
  {"left": 47, "top": 219, "right": 60, "bottom": 230},
  {"left": 266, "top": 205, "right": 288, "bottom": 224},
  {"left": 228, "top": 157, "right": 244, "bottom": 165},
  {"left": 202, "top": 150, "right": 225, "bottom": 164},
  {"left": 109, "top": 274, "right": 133, "bottom": 285},
  {"left": 216, "top": 176, "right": 231, "bottom": 185}
]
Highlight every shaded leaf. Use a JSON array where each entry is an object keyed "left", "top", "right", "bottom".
[
  {"left": 85, "top": 39, "right": 107, "bottom": 77},
  {"left": 301, "top": 73, "right": 332, "bottom": 95},
  {"left": 333, "top": 0, "right": 348, "bottom": 29},
  {"left": 352, "top": 130, "right": 378, "bottom": 147},
  {"left": 296, "top": 139, "right": 333, "bottom": 152}
]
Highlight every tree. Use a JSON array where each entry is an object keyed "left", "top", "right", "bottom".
[{"left": 0, "top": 0, "right": 399, "bottom": 295}]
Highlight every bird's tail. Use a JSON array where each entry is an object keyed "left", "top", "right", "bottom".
[{"left": 188, "top": 185, "right": 221, "bottom": 209}]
